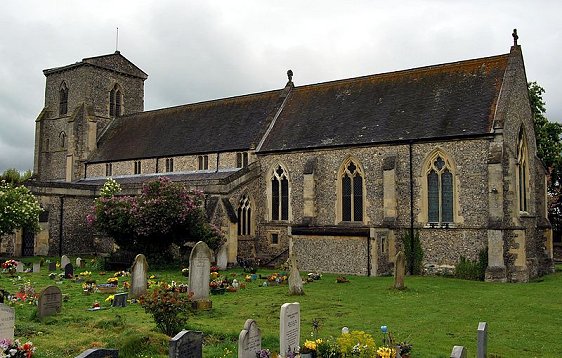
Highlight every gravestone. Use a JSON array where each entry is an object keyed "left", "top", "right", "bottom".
[
  {"left": 216, "top": 244, "right": 228, "bottom": 270},
  {"left": 279, "top": 302, "right": 300, "bottom": 357},
  {"left": 65, "top": 263, "right": 74, "bottom": 278},
  {"left": 238, "top": 319, "right": 261, "bottom": 358},
  {"left": 288, "top": 249, "right": 304, "bottom": 296},
  {"left": 15, "top": 261, "right": 24, "bottom": 273},
  {"left": 112, "top": 293, "right": 128, "bottom": 308},
  {"left": 477, "top": 322, "right": 487, "bottom": 358},
  {"left": 450, "top": 346, "right": 467, "bottom": 358},
  {"left": 394, "top": 251, "right": 406, "bottom": 289},
  {"left": 75, "top": 348, "right": 119, "bottom": 358},
  {"left": 169, "top": 330, "right": 203, "bottom": 358},
  {"left": 33, "top": 262, "right": 41, "bottom": 273},
  {"left": 61, "top": 255, "right": 70, "bottom": 269},
  {"left": 0, "top": 303, "right": 15, "bottom": 340},
  {"left": 38, "top": 285, "right": 62, "bottom": 318},
  {"left": 130, "top": 254, "right": 148, "bottom": 298},
  {"left": 76, "top": 257, "right": 85, "bottom": 268},
  {"left": 188, "top": 241, "right": 212, "bottom": 303},
  {"left": 48, "top": 262, "right": 57, "bottom": 271}
]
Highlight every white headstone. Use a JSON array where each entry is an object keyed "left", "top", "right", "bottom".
[
  {"left": 450, "top": 346, "right": 467, "bottom": 358},
  {"left": 61, "top": 255, "right": 70, "bottom": 269},
  {"left": 0, "top": 304, "right": 15, "bottom": 340},
  {"left": 33, "top": 262, "right": 41, "bottom": 273},
  {"left": 279, "top": 302, "right": 300, "bottom": 357},
  {"left": 216, "top": 244, "right": 228, "bottom": 270},
  {"left": 238, "top": 319, "right": 261, "bottom": 358},
  {"left": 15, "top": 261, "right": 24, "bottom": 273},
  {"left": 76, "top": 257, "right": 83, "bottom": 268},
  {"left": 188, "top": 241, "right": 212, "bottom": 301},
  {"left": 130, "top": 254, "right": 148, "bottom": 299},
  {"left": 477, "top": 322, "right": 487, "bottom": 358}
]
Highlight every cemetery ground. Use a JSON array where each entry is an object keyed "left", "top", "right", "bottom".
[{"left": 1, "top": 258, "right": 561, "bottom": 358}]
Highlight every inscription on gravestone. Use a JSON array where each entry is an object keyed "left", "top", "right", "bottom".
[
  {"left": 0, "top": 303, "right": 15, "bottom": 340},
  {"left": 33, "top": 262, "right": 41, "bottom": 273},
  {"left": 75, "top": 348, "right": 119, "bottom": 358},
  {"left": 279, "top": 302, "right": 300, "bottom": 357},
  {"left": 238, "top": 319, "right": 261, "bottom": 358},
  {"left": 169, "top": 330, "right": 203, "bottom": 358},
  {"left": 112, "top": 293, "right": 128, "bottom": 308},
  {"left": 130, "top": 254, "right": 148, "bottom": 299},
  {"left": 38, "top": 285, "right": 62, "bottom": 319},
  {"left": 188, "top": 241, "right": 212, "bottom": 301}
]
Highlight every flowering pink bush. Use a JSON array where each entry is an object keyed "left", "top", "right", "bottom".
[{"left": 88, "top": 177, "right": 225, "bottom": 254}]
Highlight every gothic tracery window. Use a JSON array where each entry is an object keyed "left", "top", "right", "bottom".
[
  {"left": 237, "top": 195, "right": 252, "bottom": 236},
  {"left": 517, "top": 129, "right": 529, "bottom": 212},
  {"left": 340, "top": 159, "right": 364, "bottom": 222},
  {"left": 426, "top": 155, "right": 454, "bottom": 224},
  {"left": 271, "top": 165, "right": 289, "bottom": 221}
]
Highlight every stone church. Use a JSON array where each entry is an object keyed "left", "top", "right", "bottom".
[{"left": 11, "top": 35, "right": 554, "bottom": 282}]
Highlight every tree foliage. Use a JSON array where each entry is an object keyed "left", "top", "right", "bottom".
[
  {"left": 88, "top": 177, "right": 225, "bottom": 256},
  {"left": 0, "top": 168, "right": 33, "bottom": 185},
  {"left": 0, "top": 180, "right": 42, "bottom": 236}
]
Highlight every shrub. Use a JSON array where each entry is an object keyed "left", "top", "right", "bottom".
[
  {"left": 455, "top": 248, "right": 487, "bottom": 281},
  {"left": 336, "top": 330, "right": 376, "bottom": 358},
  {"left": 139, "top": 284, "right": 193, "bottom": 336},
  {"left": 401, "top": 230, "right": 424, "bottom": 275}
]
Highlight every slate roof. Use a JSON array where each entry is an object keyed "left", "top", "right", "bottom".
[
  {"left": 88, "top": 89, "right": 283, "bottom": 163},
  {"left": 44, "top": 52, "right": 148, "bottom": 79},
  {"left": 259, "top": 54, "right": 509, "bottom": 152},
  {"left": 77, "top": 170, "right": 239, "bottom": 186}
]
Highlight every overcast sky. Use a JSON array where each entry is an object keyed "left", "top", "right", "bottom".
[{"left": 1, "top": 1, "right": 561, "bottom": 172}]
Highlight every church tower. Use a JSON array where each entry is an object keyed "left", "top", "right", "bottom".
[{"left": 33, "top": 51, "right": 148, "bottom": 182}]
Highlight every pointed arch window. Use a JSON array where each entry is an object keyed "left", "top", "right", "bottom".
[
  {"left": 426, "top": 155, "right": 454, "bottom": 224},
  {"left": 59, "top": 82, "right": 68, "bottom": 116},
  {"left": 340, "top": 160, "right": 364, "bottom": 222},
  {"left": 271, "top": 165, "right": 289, "bottom": 221},
  {"left": 517, "top": 129, "right": 529, "bottom": 212},
  {"left": 237, "top": 195, "right": 252, "bottom": 236},
  {"left": 109, "top": 84, "right": 123, "bottom": 117},
  {"left": 59, "top": 131, "right": 67, "bottom": 148}
]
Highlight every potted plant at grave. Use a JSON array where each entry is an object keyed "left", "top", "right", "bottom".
[{"left": 300, "top": 339, "right": 322, "bottom": 358}]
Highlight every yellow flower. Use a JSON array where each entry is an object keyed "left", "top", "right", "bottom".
[
  {"left": 304, "top": 340, "right": 317, "bottom": 351},
  {"left": 105, "top": 295, "right": 114, "bottom": 302}
]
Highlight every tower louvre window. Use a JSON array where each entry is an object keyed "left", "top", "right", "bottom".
[
  {"left": 59, "top": 82, "right": 68, "bottom": 116},
  {"left": 109, "top": 84, "right": 123, "bottom": 117}
]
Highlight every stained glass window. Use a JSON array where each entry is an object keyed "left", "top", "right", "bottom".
[
  {"left": 341, "top": 160, "right": 364, "bottom": 222},
  {"left": 426, "top": 155, "right": 454, "bottom": 225}
]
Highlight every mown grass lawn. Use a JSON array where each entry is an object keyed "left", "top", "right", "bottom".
[{"left": 2, "top": 258, "right": 561, "bottom": 358}]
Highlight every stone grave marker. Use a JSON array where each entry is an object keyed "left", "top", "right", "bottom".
[
  {"left": 279, "top": 302, "right": 300, "bottom": 357},
  {"left": 288, "top": 249, "right": 303, "bottom": 296},
  {"left": 0, "top": 303, "right": 15, "bottom": 340},
  {"left": 65, "top": 263, "right": 74, "bottom": 278},
  {"left": 394, "top": 251, "right": 406, "bottom": 289},
  {"left": 48, "top": 262, "right": 57, "bottom": 271},
  {"left": 38, "top": 285, "right": 62, "bottom": 318},
  {"left": 238, "top": 319, "right": 261, "bottom": 358},
  {"left": 130, "top": 254, "right": 148, "bottom": 298},
  {"left": 450, "top": 346, "right": 467, "bottom": 358},
  {"left": 15, "top": 261, "right": 24, "bottom": 273},
  {"left": 477, "top": 322, "right": 487, "bottom": 358},
  {"left": 61, "top": 255, "right": 70, "bottom": 269},
  {"left": 169, "top": 330, "right": 203, "bottom": 358},
  {"left": 75, "top": 348, "right": 119, "bottom": 358},
  {"left": 33, "top": 262, "right": 41, "bottom": 273},
  {"left": 216, "top": 244, "right": 228, "bottom": 270},
  {"left": 112, "top": 293, "right": 128, "bottom": 308},
  {"left": 188, "top": 241, "right": 212, "bottom": 302},
  {"left": 76, "top": 257, "right": 85, "bottom": 268}
]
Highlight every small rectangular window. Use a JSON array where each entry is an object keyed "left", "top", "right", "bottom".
[
  {"left": 105, "top": 163, "right": 113, "bottom": 177},
  {"left": 271, "top": 233, "right": 279, "bottom": 245},
  {"left": 134, "top": 161, "right": 141, "bottom": 175},
  {"left": 243, "top": 152, "right": 248, "bottom": 167},
  {"left": 165, "top": 158, "right": 174, "bottom": 172},
  {"left": 236, "top": 153, "right": 242, "bottom": 168},
  {"left": 198, "top": 155, "right": 209, "bottom": 170}
]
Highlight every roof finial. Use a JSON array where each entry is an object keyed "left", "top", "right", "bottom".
[
  {"left": 512, "top": 28, "right": 518, "bottom": 46},
  {"left": 287, "top": 69, "right": 293, "bottom": 83},
  {"left": 115, "top": 27, "right": 120, "bottom": 53}
]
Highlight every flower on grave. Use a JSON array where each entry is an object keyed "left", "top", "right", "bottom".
[
  {"left": 48, "top": 273, "right": 56, "bottom": 280},
  {"left": 0, "top": 338, "right": 36, "bottom": 357},
  {"left": 106, "top": 277, "right": 119, "bottom": 285},
  {"left": 210, "top": 265, "right": 219, "bottom": 273},
  {"left": 376, "top": 346, "right": 396, "bottom": 358},
  {"left": 56, "top": 261, "right": 60, "bottom": 269},
  {"left": 300, "top": 339, "right": 323, "bottom": 354},
  {"left": 210, "top": 272, "right": 219, "bottom": 280},
  {"left": 1, "top": 259, "right": 18, "bottom": 270},
  {"left": 337, "top": 330, "right": 376, "bottom": 358},
  {"left": 255, "top": 348, "right": 270, "bottom": 358},
  {"left": 122, "top": 281, "right": 130, "bottom": 290},
  {"left": 79, "top": 271, "right": 92, "bottom": 277},
  {"left": 105, "top": 295, "right": 115, "bottom": 303},
  {"left": 92, "top": 301, "right": 100, "bottom": 308},
  {"left": 114, "top": 270, "right": 129, "bottom": 277}
]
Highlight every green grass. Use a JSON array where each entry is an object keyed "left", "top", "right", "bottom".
[{"left": 2, "top": 258, "right": 561, "bottom": 357}]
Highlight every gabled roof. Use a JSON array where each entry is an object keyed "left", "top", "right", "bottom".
[
  {"left": 44, "top": 51, "right": 148, "bottom": 79},
  {"left": 258, "top": 53, "right": 509, "bottom": 152},
  {"left": 88, "top": 89, "right": 283, "bottom": 163}
]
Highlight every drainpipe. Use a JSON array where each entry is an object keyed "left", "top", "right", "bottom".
[
  {"left": 367, "top": 234, "right": 371, "bottom": 276},
  {"left": 216, "top": 152, "right": 220, "bottom": 173},
  {"left": 59, "top": 196, "right": 64, "bottom": 257},
  {"left": 409, "top": 141, "right": 415, "bottom": 274}
]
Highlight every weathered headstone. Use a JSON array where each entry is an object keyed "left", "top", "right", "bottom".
[
  {"left": 38, "top": 285, "right": 62, "bottom": 318},
  {"left": 216, "top": 244, "right": 228, "bottom": 270},
  {"left": 33, "top": 262, "right": 41, "bottom": 273},
  {"left": 130, "top": 254, "right": 148, "bottom": 298},
  {"left": 75, "top": 348, "right": 119, "bottom": 358},
  {"left": 477, "top": 322, "right": 487, "bottom": 358},
  {"left": 112, "top": 293, "right": 128, "bottom": 308},
  {"left": 394, "top": 251, "right": 406, "bottom": 289},
  {"left": 76, "top": 257, "right": 85, "bottom": 268},
  {"left": 15, "top": 261, "right": 24, "bottom": 273},
  {"left": 288, "top": 249, "right": 304, "bottom": 296},
  {"left": 65, "top": 263, "right": 74, "bottom": 278},
  {"left": 450, "top": 346, "right": 467, "bottom": 358},
  {"left": 0, "top": 303, "right": 15, "bottom": 340},
  {"left": 61, "top": 255, "right": 70, "bottom": 269},
  {"left": 48, "top": 262, "right": 57, "bottom": 271},
  {"left": 279, "top": 302, "right": 300, "bottom": 357},
  {"left": 188, "top": 241, "right": 212, "bottom": 303},
  {"left": 238, "top": 319, "right": 261, "bottom": 358},
  {"left": 169, "top": 330, "right": 203, "bottom": 358}
]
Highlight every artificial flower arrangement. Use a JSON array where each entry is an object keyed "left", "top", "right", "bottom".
[
  {"left": 79, "top": 271, "right": 92, "bottom": 277},
  {"left": 2, "top": 260, "right": 18, "bottom": 275},
  {"left": 106, "top": 277, "right": 119, "bottom": 285},
  {"left": 0, "top": 338, "right": 36, "bottom": 357}
]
